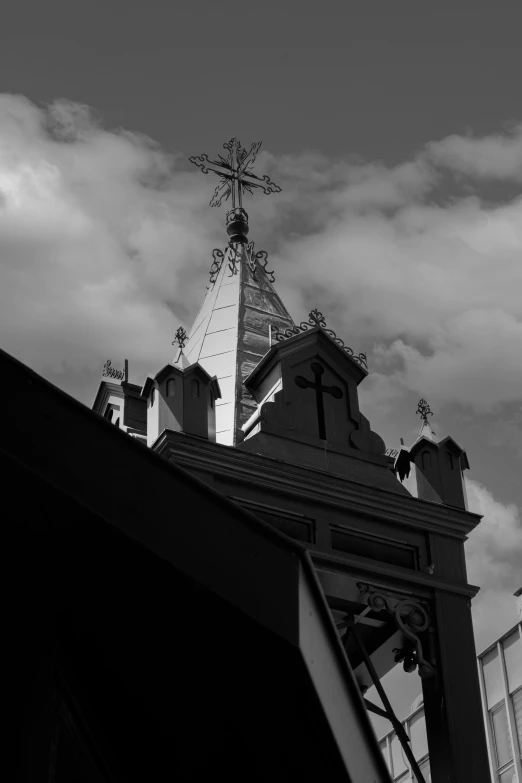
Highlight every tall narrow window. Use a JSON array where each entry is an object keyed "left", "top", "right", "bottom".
[
  {"left": 421, "top": 451, "right": 432, "bottom": 470},
  {"left": 447, "top": 452, "right": 455, "bottom": 470},
  {"left": 191, "top": 379, "right": 200, "bottom": 398},
  {"left": 490, "top": 701, "right": 513, "bottom": 768},
  {"left": 166, "top": 378, "right": 176, "bottom": 397},
  {"left": 513, "top": 688, "right": 522, "bottom": 757},
  {"left": 503, "top": 631, "right": 522, "bottom": 695},
  {"left": 150, "top": 387, "right": 155, "bottom": 406},
  {"left": 209, "top": 391, "right": 214, "bottom": 409}
]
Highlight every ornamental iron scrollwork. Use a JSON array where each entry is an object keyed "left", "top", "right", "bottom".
[
  {"left": 227, "top": 245, "right": 240, "bottom": 277},
  {"left": 246, "top": 241, "right": 275, "bottom": 283},
  {"left": 209, "top": 248, "right": 224, "bottom": 284},
  {"left": 356, "top": 582, "right": 435, "bottom": 679},
  {"left": 172, "top": 326, "right": 188, "bottom": 351},
  {"left": 272, "top": 308, "right": 368, "bottom": 370},
  {"left": 416, "top": 398, "right": 434, "bottom": 425},
  {"left": 189, "top": 138, "right": 281, "bottom": 210},
  {"left": 102, "top": 359, "right": 125, "bottom": 381}
]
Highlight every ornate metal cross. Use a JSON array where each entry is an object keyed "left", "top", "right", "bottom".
[
  {"left": 189, "top": 138, "right": 281, "bottom": 209},
  {"left": 172, "top": 326, "right": 188, "bottom": 351},
  {"left": 416, "top": 398, "right": 433, "bottom": 425},
  {"left": 295, "top": 361, "right": 343, "bottom": 440}
]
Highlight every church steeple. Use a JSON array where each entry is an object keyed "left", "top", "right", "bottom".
[{"left": 184, "top": 139, "right": 295, "bottom": 445}]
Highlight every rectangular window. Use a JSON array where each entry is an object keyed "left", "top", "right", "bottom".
[
  {"left": 503, "top": 631, "right": 522, "bottom": 694},
  {"left": 230, "top": 497, "right": 314, "bottom": 544},
  {"left": 331, "top": 526, "right": 418, "bottom": 569},
  {"left": 379, "top": 739, "right": 391, "bottom": 773},
  {"left": 483, "top": 648, "right": 504, "bottom": 709},
  {"left": 415, "top": 758, "right": 431, "bottom": 782},
  {"left": 491, "top": 701, "right": 513, "bottom": 768},
  {"left": 512, "top": 687, "right": 522, "bottom": 756},
  {"left": 409, "top": 710, "right": 429, "bottom": 761},
  {"left": 498, "top": 766, "right": 517, "bottom": 783},
  {"left": 390, "top": 732, "right": 408, "bottom": 778}
]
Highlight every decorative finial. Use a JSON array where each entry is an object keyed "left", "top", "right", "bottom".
[
  {"left": 102, "top": 359, "right": 126, "bottom": 382},
  {"left": 271, "top": 308, "right": 368, "bottom": 371},
  {"left": 172, "top": 326, "right": 188, "bottom": 352},
  {"left": 416, "top": 398, "right": 434, "bottom": 425},
  {"left": 189, "top": 138, "right": 281, "bottom": 244}
]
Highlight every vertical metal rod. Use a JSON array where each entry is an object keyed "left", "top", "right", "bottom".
[{"left": 346, "top": 618, "right": 427, "bottom": 783}]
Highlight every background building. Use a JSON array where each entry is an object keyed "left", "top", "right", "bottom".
[{"left": 379, "top": 593, "right": 522, "bottom": 783}]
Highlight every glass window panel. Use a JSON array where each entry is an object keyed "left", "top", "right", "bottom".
[
  {"left": 503, "top": 631, "right": 522, "bottom": 694},
  {"left": 513, "top": 688, "right": 522, "bottom": 755},
  {"left": 379, "top": 739, "right": 391, "bottom": 771},
  {"left": 409, "top": 710, "right": 429, "bottom": 760},
  {"left": 498, "top": 765, "right": 517, "bottom": 783},
  {"left": 391, "top": 733, "right": 408, "bottom": 778},
  {"left": 491, "top": 702, "right": 513, "bottom": 768},
  {"left": 483, "top": 647, "right": 505, "bottom": 709},
  {"left": 413, "top": 758, "right": 431, "bottom": 782}
]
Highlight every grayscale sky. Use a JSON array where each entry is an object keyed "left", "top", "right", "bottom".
[{"left": 1, "top": 0, "right": 521, "bottom": 728}]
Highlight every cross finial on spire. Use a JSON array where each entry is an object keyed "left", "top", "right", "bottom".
[
  {"left": 189, "top": 138, "right": 282, "bottom": 244},
  {"left": 416, "top": 398, "right": 433, "bottom": 425},
  {"left": 189, "top": 138, "right": 281, "bottom": 210},
  {"left": 172, "top": 326, "right": 188, "bottom": 352}
]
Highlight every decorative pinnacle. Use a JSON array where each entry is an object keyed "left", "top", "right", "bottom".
[
  {"left": 416, "top": 398, "right": 434, "bottom": 426},
  {"left": 189, "top": 137, "right": 281, "bottom": 211},
  {"left": 172, "top": 326, "right": 188, "bottom": 352},
  {"left": 102, "top": 359, "right": 126, "bottom": 382}
]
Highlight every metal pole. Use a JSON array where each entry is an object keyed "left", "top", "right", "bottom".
[{"left": 344, "top": 616, "right": 427, "bottom": 783}]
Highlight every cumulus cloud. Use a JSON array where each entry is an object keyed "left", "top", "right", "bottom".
[
  {"left": 0, "top": 94, "right": 220, "bottom": 393},
  {"left": 274, "top": 147, "right": 522, "bottom": 413},
  {"left": 425, "top": 123, "right": 522, "bottom": 181},
  {"left": 465, "top": 480, "right": 522, "bottom": 650},
  {"left": 0, "top": 93, "right": 521, "bottom": 421}
]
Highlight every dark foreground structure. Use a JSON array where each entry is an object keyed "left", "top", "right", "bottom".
[{"left": 7, "top": 348, "right": 391, "bottom": 782}]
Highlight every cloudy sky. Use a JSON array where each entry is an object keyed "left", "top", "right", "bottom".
[{"left": 2, "top": 0, "right": 520, "bottom": 723}]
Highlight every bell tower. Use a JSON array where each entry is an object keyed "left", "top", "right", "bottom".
[{"left": 119, "top": 137, "right": 491, "bottom": 783}]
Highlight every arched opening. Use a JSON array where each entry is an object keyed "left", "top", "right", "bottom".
[
  {"left": 421, "top": 450, "right": 432, "bottom": 470},
  {"left": 191, "top": 379, "right": 200, "bottom": 398},
  {"left": 167, "top": 378, "right": 176, "bottom": 397}
]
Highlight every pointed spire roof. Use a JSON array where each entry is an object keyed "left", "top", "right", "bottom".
[
  {"left": 184, "top": 240, "right": 294, "bottom": 446},
  {"left": 186, "top": 137, "right": 295, "bottom": 446}
]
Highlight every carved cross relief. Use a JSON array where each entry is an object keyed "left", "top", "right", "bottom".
[{"left": 295, "top": 361, "right": 343, "bottom": 440}]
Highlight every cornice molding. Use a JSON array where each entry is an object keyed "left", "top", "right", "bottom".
[
  {"left": 153, "top": 431, "right": 482, "bottom": 540},
  {"left": 309, "top": 546, "right": 479, "bottom": 599}
]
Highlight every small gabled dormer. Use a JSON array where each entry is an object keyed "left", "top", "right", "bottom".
[
  {"left": 92, "top": 359, "right": 147, "bottom": 441},
  {"left": 395, "top": 400, "right": 470, "bottom": 510},
  {"left": 237, "top": 310, "right": 409, "bottom": 495},
  {"left": 141, "top": 359, "right": 221, "bottom": 448}
]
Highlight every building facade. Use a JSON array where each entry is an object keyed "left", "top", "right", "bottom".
[{"left": 379, "top": 608, "right": 522, "bottom": 783}]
